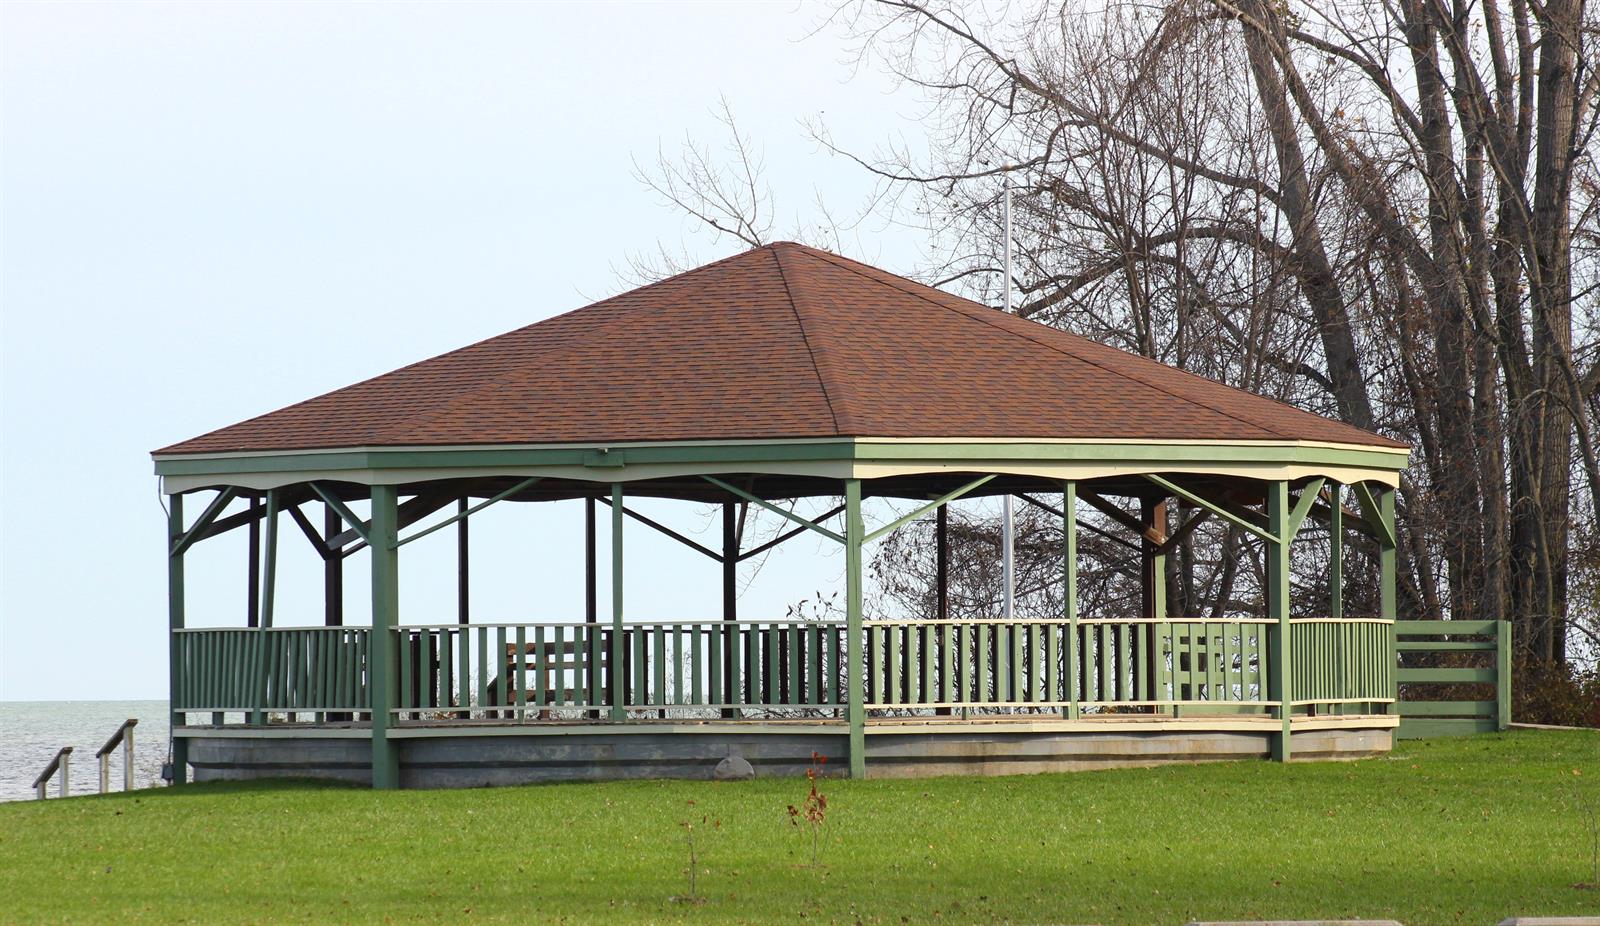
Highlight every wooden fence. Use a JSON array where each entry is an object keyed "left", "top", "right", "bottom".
[{"left": 1394, "top": 620, "right": 1512, "bottom": 738}]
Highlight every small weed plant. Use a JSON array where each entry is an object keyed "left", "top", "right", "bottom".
[
  {"left": 675, "top": 800, "right": 719, "bottom": 905},
  {"left": 786, "top": 752, "right": 829, "bottom": 868}
]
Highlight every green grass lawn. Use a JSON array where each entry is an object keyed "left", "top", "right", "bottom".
[{"left": 2, "top": 730, "right": 1597, "bottom": 925}]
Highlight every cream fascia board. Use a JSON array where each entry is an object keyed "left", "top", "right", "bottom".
[{"left": 156, "top": 436, "right": 1408, "bottom": 494}]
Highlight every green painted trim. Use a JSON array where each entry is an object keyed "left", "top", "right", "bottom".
[
  {"left": 169, "top": 487, "right": 238, "bottom": 557},
  {"left": 157, "top": 441, "right": 859, "bottom": 476},
  {"left": 1063, "top": 481, "right": 1079, "bottom": 721},
  {"left": 862, "top": 474, "right": 996, "bottom": 544},
  {"left": 609, "top": 484, "right": 625, "bottom": 721},
  {"left": 395, "top": 476, "right": 540, "bottom": 548},
  {"left": 1329, "top": 482, "right": 1343, "bottom": 620},
  {"left": 1378, "top": 487, "right": 1397, "bottom": 620},
  {"left": 1351, "top": 482, "right": 1398, "bottom": 549},
  {"left": 1266, "top": 481, "right": 1291, "bottom": 761},
  {"left": 1496, "top": 621, "right": 1512, "bottom": 729},
  {"left": 1286, "top": 477, "right": 1326, "bottom": 536},
  {"left": 167, "top": 495, "right": 188, "bottom": 786},
  {"left": 155, "top": 437, "right": 1407, "bottom": 478},
  {"left": 844, "top": 479, "right": 865, "bottom": 778},
  {"left": 703, "top": 475, "right": 846, "bottom": 544},
  {"left": 1142, "top": 473, "right": 1278, "bottom": 544},
  {"left": 1395, "top": 619, "right": 1499, "bottom": 634},
  {"left": 309, "top": 483, "right": 371, "bottom": 546},
  {"left": 368, "top": 485, "right": 400, "bottom": 789}
]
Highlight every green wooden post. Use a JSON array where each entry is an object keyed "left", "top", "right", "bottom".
[
  {"left": 1329, "top": 482, "right": 1343, "bottom": 620},
  {"left": 845, "top": 479, "right": 866, "bottom": 778},
  {"left": 1266, "top": 481, "right": 1292, "bottom": 761},
  {"left": 167, "top": 493, "right": 188, "bottom": 786},
  {"left": 610, "top": 483, "right": 625, "bottom": 721},
  {"left": 250, "top": 490, "right": 279, "bottom": 725},
  {"left": 1378, "top": 485, "right": 1397, "bottom": 621},
  {"left": 369, "top": 485, "right": 400, "bottom": 789},
  {"left": 1063, "top": 481, "right": 1080, "bottom": 720},
  {"left": 1496, "top": 620, "right": 1512, "bottom": 730}
]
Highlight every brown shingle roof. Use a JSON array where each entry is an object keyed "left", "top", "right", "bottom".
[{"left": 155, "top": 242, "right": 1404, "bottom": 455}]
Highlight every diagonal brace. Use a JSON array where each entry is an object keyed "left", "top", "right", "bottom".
[
  {"left": 1140, "top": 474, "right": 1278, "bottom": 545},
  {"left": 1016, "top": 492, "right": 1142, "bottom": 552},
  {"left": 309, "top": 483, "right": 371, "bottom": 546},
  {"left": 1080, "top": 491, "right": 1167, "bottom": 546},
  {"left": 169, "top": 487, "right": 239, "bottom": 557},
  {"left": 595, "top": 494, "right": 722, "bottom": 562},
  {"left": 738, "top": 504, "right": 847, "bottom": 562},
  {"left": 1286, "top": 477, "right": 1326, "bottom": 538},
  {"left": 702, "top": 476, "right": 845, "bottom": 544},
  {"left": 396, "top": 477, "right": 541, "bottom": 548},
  {"left": 863, "top": 475, "right": 997, "bottom": 545},
  {"left": 1349, "top": 482, "right": 1397, "bottom": 548}
]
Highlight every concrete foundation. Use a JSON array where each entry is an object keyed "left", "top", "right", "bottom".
[{"left": 182, "top": 715, "right": 1396, "bottom": 788}]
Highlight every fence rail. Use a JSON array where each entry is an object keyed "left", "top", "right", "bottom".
[
  {"left": 171, "top": 617, "right": 1396, "bottom": 724},
  {"left": 1394, "top": 620, "right": 1511, "bottom": 737}
]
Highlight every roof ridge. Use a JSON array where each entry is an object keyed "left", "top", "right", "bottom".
[
  {"left": 791, "top": 246, "right": 1300, "bottom": 441},
  {"left": 769, "top": 245, "right": 844, "bottom": 435}
]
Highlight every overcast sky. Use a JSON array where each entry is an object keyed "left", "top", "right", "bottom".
[{"left": 0, "top": 1, "right": 935, "bottom": 701}]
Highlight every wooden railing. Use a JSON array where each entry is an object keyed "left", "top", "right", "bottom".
[
  {"left": 172, "top": 628, "right": 372, "bottom": 717},
  {"left": 33, "top": 747, "right": 71, "bottom": 800},
  {"left": 1289, "top": 619, "right": 1396, "bottom": 706},
  {"left": 96, "top": 719, "right": 138, "bottom": 794},
  {"left": 862, "top": 618, "right": 1282, "bottom": 710},
  {"left": 170, "top": 617, "right": 1395, "bottom": 723},
  {"left": 394, "top": 621, "right": 847, "bottom": 718}
]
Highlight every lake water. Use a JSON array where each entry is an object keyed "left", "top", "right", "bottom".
[{"left": 0, "top": 701, "right": 171, "bottom": 802}]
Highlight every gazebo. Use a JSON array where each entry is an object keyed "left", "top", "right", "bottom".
[{"left": 155, "top": 242, "right": 1408, "bottom": 788}]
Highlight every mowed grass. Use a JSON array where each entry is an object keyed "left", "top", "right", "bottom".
[{"left": 2, "top": 731, "right": 1597, "bottom": 925}]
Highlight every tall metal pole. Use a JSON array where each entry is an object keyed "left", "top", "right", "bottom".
[{"left": 1001, "top": 171, "right": 1016, "bottom": 621}]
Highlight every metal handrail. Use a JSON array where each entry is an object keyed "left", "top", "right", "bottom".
[
  {"left": 33, "top": 747, "right": 71, "bottom": 800},
  {"left": 95, "top": 719, "right": 138, "bottom": 794}
]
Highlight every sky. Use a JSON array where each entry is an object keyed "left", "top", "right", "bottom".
[{"left": 0, "top": 1, "right": 936, "bottom": 701}]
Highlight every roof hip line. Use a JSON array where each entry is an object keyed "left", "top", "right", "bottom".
[
  {"left": 771, "top": 245, "right": 846, "bottom": 435},
  {"left": 797, "top": 246, "right": 1294, "bottom": 441}
]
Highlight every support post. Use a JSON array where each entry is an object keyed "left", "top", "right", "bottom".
[
  {"left": 1496, "top": 620, "right": 1512, "bottom": 730},
  {"left": 1063, "top": 481, "right": 1079, "bottom": 720},
  {"left": 324, "top": 504, "right": 344, "bottom": 626},
  {"left": 722, "top": 501, "right": 737, "bottom": 713},
  {"left": 585, "top": 497, "right": 597, "bottom": 624},
  {"left": 1329, "top": 482, "right": 1343, "bottom": 620},
  {"left": 457, "top": 498, "right": 470, "bottom": 626},
  {"left": 1142, "top": 498, "right": 1168, "bottom": 714},
  {"left": 246, "top": 497, "right": 261, "bottom": 628},
  {"left": 609, "top": 484, "right": 625, "bottom": 721},
  {"left": 845, "top": 479, "right": 866, "bottom": 778},
  {"left": 249, "top": 490, "right": 279, "bottom": 726},
  {"left": 167, "top": 493, "right": 188, "bottom": 785},
  {"left": 369, "top": 485, "right": 400, "bottom": 789},
  {"left": 936, "top": 504, "right": 949, "bottom": 621},
  {"left": 1377, "top": 485, "right": 1397, "bottom": 621},
  {"left": 1266, "top": 481, "right": 1292, "bottom": 761}
]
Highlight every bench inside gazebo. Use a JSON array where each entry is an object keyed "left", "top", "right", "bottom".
[{"left": 156, "top": 242, "right": 1408, "bottom": 789}]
